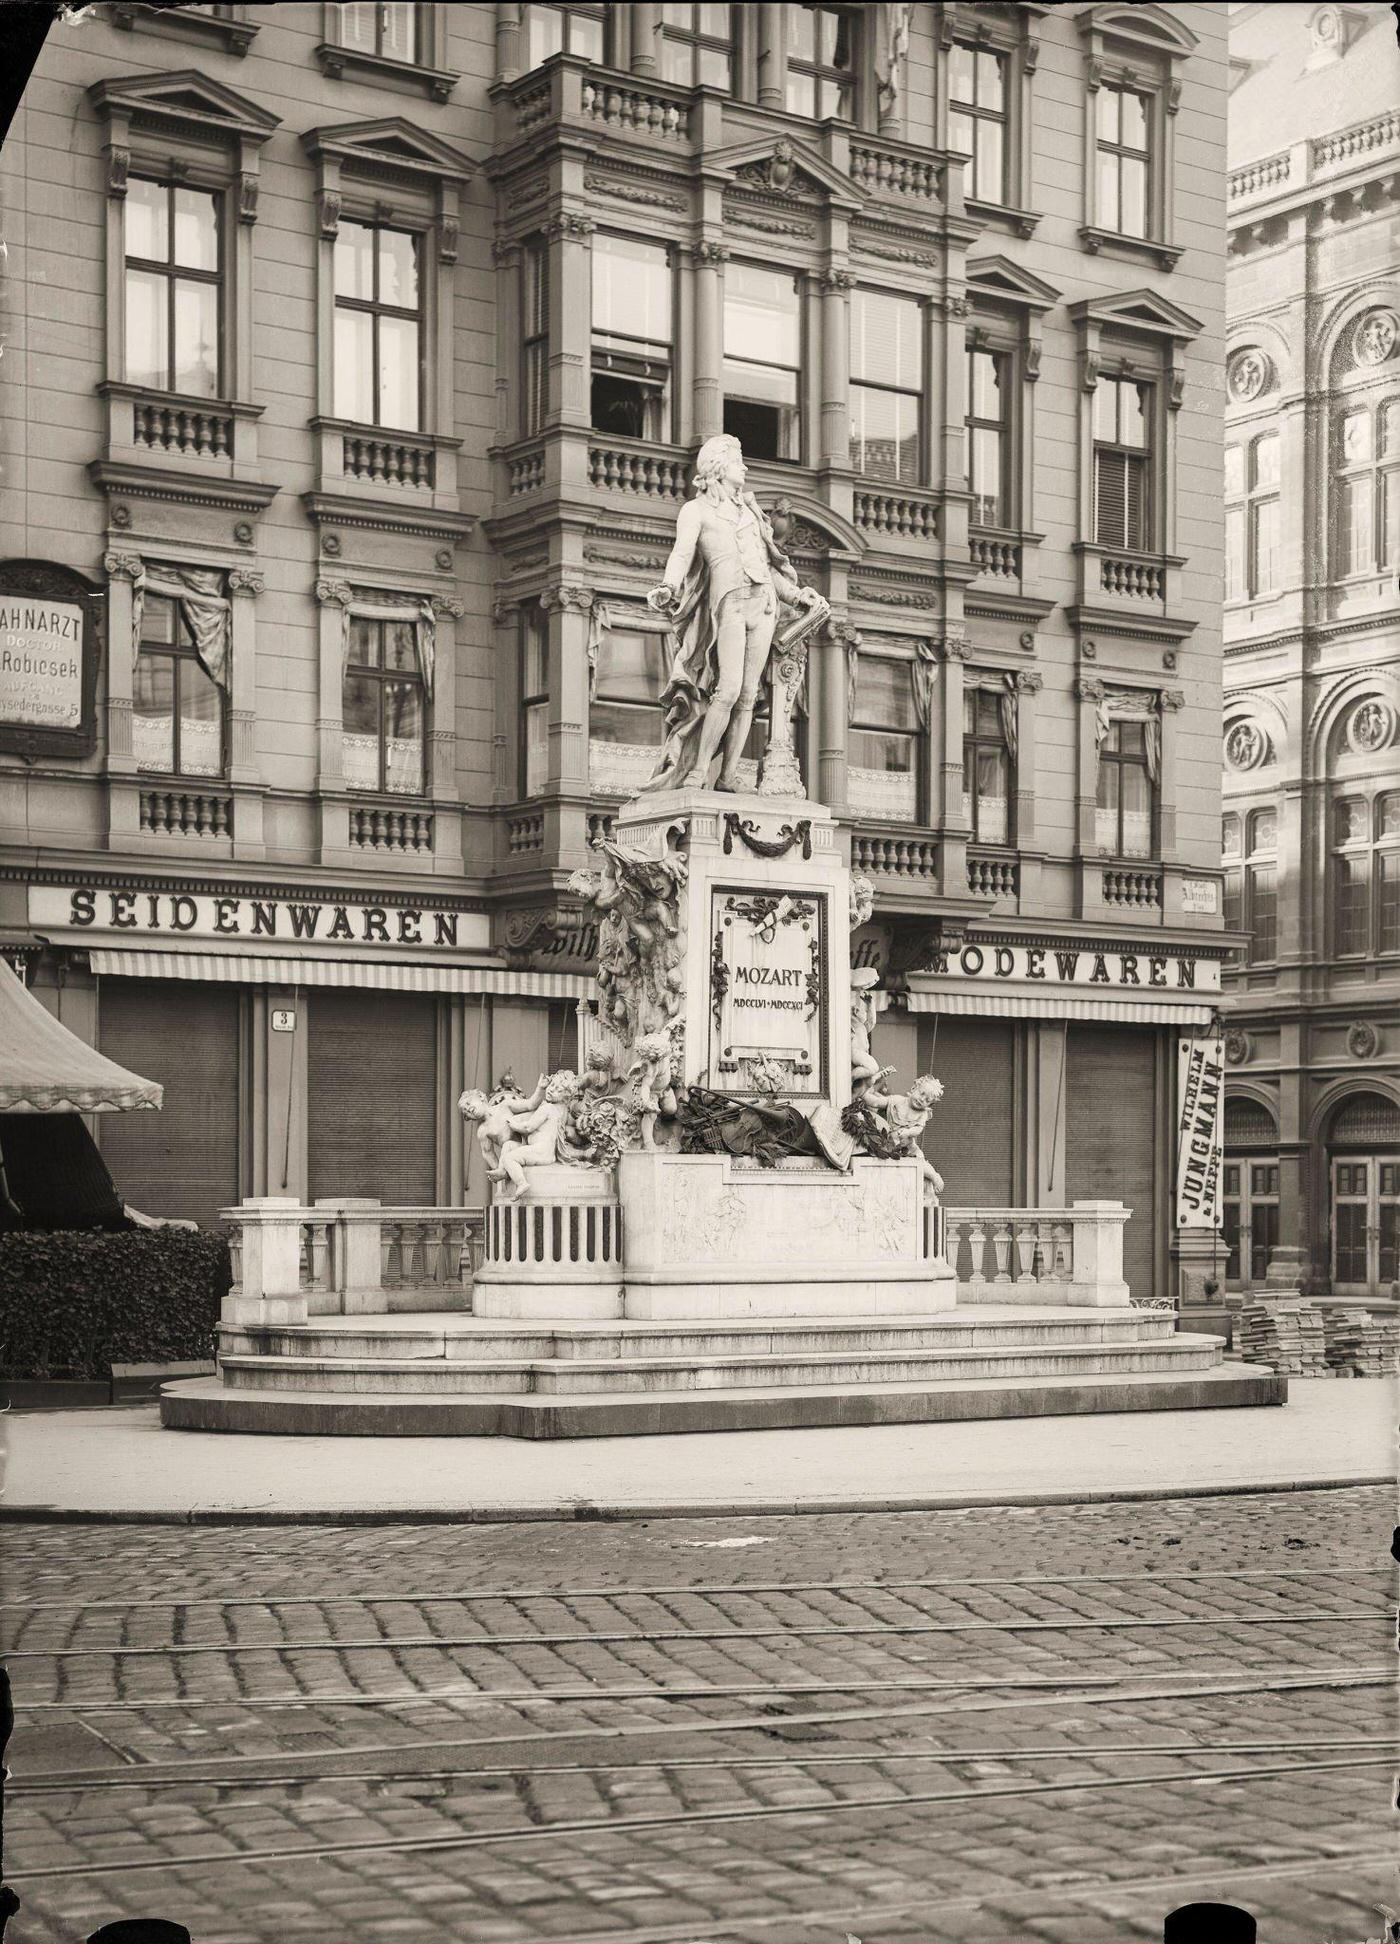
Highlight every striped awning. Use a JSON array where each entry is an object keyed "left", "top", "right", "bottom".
[
  {"left": 87, "top": 949, "right": 596, "bottom": 1000},
  {"left": 903, "top": 988, "right": 1217, "bottom": 1027}
]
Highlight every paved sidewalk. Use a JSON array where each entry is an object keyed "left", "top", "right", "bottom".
[{"left": 1, "top": 1377, "right": 1392, "bottom": 1519}]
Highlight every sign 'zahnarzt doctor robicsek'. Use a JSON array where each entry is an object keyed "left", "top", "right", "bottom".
[{"left": 0, "top": 598, "right": 84, "bottom": 731}]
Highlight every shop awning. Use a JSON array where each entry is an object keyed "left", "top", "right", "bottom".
[
  {"left": 87, "top": 949, "right": 596, "bottom": 1000},
  {"left": 903, "top": 988, "right": 1217, "bottom": 1028},
  {"left": 0, "top": 959, "right": 162, "bottom": 1112}
]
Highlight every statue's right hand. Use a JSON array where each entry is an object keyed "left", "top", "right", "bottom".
[{"left": 646, "top": 584, "right": 677, "bottom": 613}]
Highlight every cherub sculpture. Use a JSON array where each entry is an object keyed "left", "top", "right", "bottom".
[
  {"left": 625, "top": 1029, "right": 679, "bottom": 1152},
  {"left": 559, "top": 1045, "right": 629, "bottom": 1168},
  {"left": 849, "top": 873, "right": 875, "bottom": 931},
  {"left": 849, "top": 967, "right": 884, "bottom": 1098},
  {"left": 864, "top": 1074, "right": 946, "bottom": 1200},
  {"left": 458, "top": 1072, "right": 545, "bottom": 1178},
  {"left": 492, "top": 1069, "right": 581, "bottom": 1200},
  {"left": 568, "top": 838, "right": 689, "bottom": 1043}
]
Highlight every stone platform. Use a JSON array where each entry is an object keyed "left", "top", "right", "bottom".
[{"left": 161, "top": 1306, "right": 1283, "bottom": 1438}]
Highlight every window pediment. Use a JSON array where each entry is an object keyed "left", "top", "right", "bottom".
[
  {"left": 1070, "top": 288, "right": 1202, "bottom": 343},
  {"left": 966, "top": 254, "right": 1061, "bottom": 313},
  {"left": 88, "top": 68, "right": 280, "bottom": 147},
  {"left": 713, "top": 136, "right": 866, "bottom": 212},
  {"left": 302, "top": 118, "right": 478, "bottom": 187},
  {"left": 1078, "top": 4, "right": 1198, "bottom": 62}
]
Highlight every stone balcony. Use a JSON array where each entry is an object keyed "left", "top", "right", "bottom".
[
  {"left": 93, "top": 382, "right": 275, "bottom": 517},
  {"left": 1071, "top": 543, "right": 1193, "bottom": 645}
]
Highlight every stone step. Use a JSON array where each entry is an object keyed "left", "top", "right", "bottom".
[
  {"left": 218, "top": 1334, "right": 1223, "bottom": 1397},
  {"left": 219, "top": 1308, "right": 1178, "bottom": 1365},
  {"left": 162, "top": 1363, "right": 1286, "bottom": 1440}
]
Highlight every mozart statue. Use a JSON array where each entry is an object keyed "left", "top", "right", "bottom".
[{"left": 643, "top": 433, "right": 827, "bottom": 793}]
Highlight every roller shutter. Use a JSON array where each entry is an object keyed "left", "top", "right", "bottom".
[
  {"left": 308, "top": 990, "right": 437, "bottom": 1205},
  {"left": 97, "top": 980, "right": 241, "bottom": 1229},
  {"left": 918, "top": 1015, "right": 1015, "bottom": 1207},
  {"left": 1066, "top": 1025, "right": 1157, "bottom": 1303}
]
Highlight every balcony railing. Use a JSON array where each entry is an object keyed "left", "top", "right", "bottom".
[
  {"left": 588, "top": 440, "right": 688, "bottom": 498},
  {"left": 967, "top": 852, "right": 1018, "bottom": 900},
  {"left": 1102, "top": 866, "right": 1163, "bottom": 910},
  {"left": 943, "top": 1202, "right": 1135, "bottom": 1308},
  {"left": 969, "top": 531, "right": 1021, "bottom": 579},
  {"left": 1227, "top": 150, "right": 1290, "bottom": 200},
  {"left": 507, "top": 811, "right": 545, "bottom": 854},
  {"left": 139, "top": 789, "right": 233, "bottom": 838},
  {"left": 854, "top": 488, "right": 939, "bottom": 542},
  {"left": 851, "top": 830, "right": 940, "bottom": 882},
  {"left": 849, "top": 138, "right": 945, "bottom": 207},
  {"left": 134, "top": 400, "right": 235, "bottom": 460},
  {"left": 508, "top": 445, "right": 545, "bottom": 496},
  {"left": 580, "top": 73, "right": 690, "bottom": 139},
  {"left": 342, "top": 432, "right": 437, "bottom": 490},
  {"left": 349, "top": 805, "right": 435, "bottom": 854},
  {"left": 1099, "top": 553, "right": 1165, "bottom": 600},
  {"left": 1313, "top": 107, "right": 1400, "bottom": 170}
]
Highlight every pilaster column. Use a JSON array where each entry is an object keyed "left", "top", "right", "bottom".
[
  {"left": 495, "top": 1, "right": 522, "bottom": 82},
  {"left": 631, "top": 1, "right": 659, "bottom": 74},
  {"left": 819, "top": 270, "right": 853, "bottom": 473},
  {"left": 692, "top": 242, "right": 727, "bottom": 441},
  {"left": 1158, "top": 687, "right": 1184, "bottom": 861},
  {"left": 757, "top": 3, "right": 787, "bottom": 110},
  {"left": 101, "top": 552, "right": 141, "bottom": 776},
  {"left": 1074, "top": 675, "right": 1105, "bottom": 855},
  {"left": 1011, "top": 669, "right": 1041, "bottom": 846},
  {"left": 547, "top": 213, "right": 594, "bottom": 430},
  {"left": 936, "top": 632, "right": 972, "bottom": 831},
  {"left": 491, "top": 597, "right": 522, "bottom": 805},
  {"left": 820, "top": 618, "right": 857, "bottom": 812},
  {"left": 226, "top": 568, "right": 263, "bottom": 785},
  {"left": 540, "top": 582, "right": 593, "bottom": 793},
  {"left": 429, "top": 595, "right": 465, "bottom": 803}
]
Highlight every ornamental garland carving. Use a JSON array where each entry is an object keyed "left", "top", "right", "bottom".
[{"left": 583, "top": 173, "right": 686, "bottom": 214}]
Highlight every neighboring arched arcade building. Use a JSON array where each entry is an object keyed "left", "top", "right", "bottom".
[{"left": 1223, "top": 0, "right": 1400, "bottom": 1303}]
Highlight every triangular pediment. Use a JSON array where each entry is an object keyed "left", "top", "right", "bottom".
[
  {"left": 1069, "top": 287, "right": 1202, "bottom": 341},
  {"left": 967, "top": 254, "right": 1062, "bottom": 313},
  {"left": 713, "top": 134, "right": 865, "bottom": 210},
  {"left": 302, "top": 117, "right": 477, "bottom": 183},
  {"left": 88, "top": 68, "right": 281, "bottom": 142}
]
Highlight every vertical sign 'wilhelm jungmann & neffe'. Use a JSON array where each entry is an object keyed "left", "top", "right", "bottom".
[{"left": 1176, "top": 1036, "right": 1226, "bottom": 1229}]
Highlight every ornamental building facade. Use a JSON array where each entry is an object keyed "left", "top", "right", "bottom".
[
  {"left": 0, "top": 1, "right": 1227, "bottom": 1307},
  {"left": 1222, "top": 0, "right": 1400, "bottom": 1305}
]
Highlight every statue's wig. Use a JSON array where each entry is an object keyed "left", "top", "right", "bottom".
[{"left": 693, "top": 433, "right": 744, "bottom": 492}]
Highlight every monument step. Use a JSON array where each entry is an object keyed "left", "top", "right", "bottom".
[
  {"left": 217, "top": 1333, "right": 1223, "bottom": 1397},
  {"left": 218, "top": 1307, "right": 1178, "bottom": 1365},
  {"left": 161, "top": 1363, "right": 1285, "bottom": 1440}
]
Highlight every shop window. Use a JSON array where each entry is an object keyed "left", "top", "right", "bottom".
[
  {"left": 590, "top": 627, "right": 666, "bottom": 795},
  {"left": 524, "top": 1, "right": 606, "bottom": 67},
  {"left": 848, "top": 654, "right": 920, "bottom": 823},
  {"left": 333, "top": 1, "right": 420, "bottom": 62},
  {"left": 1093, "top": 375, "right": 1152, "bottom": 551},
  {"left": 787, "top": 5, "right": 856, "bottom": 120},
  {"left": 1095, "top": 718, "right": 1155, "bottom": 859},
  {"left": 591, "top": 235, "right": 673, "bottom": 442},
  {"left": 961, "top": 687, "right": 1014, "bottom": 846},
  {"left": 1095, "top": 84, "right": 1150, "bottom": 240},
  {"left": 520, "top": 608, "right": 550, "bottom": 798},
  {"left": 723, "top": 263, "right": 801, "bottom": 462},
  {"left": 966, "top": 345, "right": 1010, "bottom": 527},
  {"left": 521, "top": 240, "right": 549, "bottom": 437},
  {"left": 658, "top": 3, "right": 732, "bottom": 89},
  {"left": 1336, "top": 397, "right": 1400, "bottom": 576},
  {"left": 123, "top": 176, "right": 221, "bottom": 399},
  {"left": 1245, "top": 807, "right": 1277, "bottom": 962},
  {"left": 134, "top": 593, "right": 226, "bottom": 778},
  {"left": 850, "top": 290, "right": 922, "bottom": 486},
  {"left": 333, "top": 219, "right": 421, "bottom": 431},
  {"left": 342, "top": 615, "right": 426, "bottom": 795},
  {"left": 1333, "top": 790, "right": 1400, "bottom": 956},
  {"left": 948, "top": 41, "right": 1008, "bottom": 205}
]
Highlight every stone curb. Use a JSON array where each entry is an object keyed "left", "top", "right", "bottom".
[{"left": 0, "top": 1474, "right": 1389, "bottom": 1525}]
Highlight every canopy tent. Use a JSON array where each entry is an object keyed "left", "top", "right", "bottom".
[{"left": 0, "top": 958, "right": 162, "bottom": 1113}]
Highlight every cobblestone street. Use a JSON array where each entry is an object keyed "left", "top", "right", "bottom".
[{"left": 3, "top": 1485, "right": 1395, "bottom": 1944}]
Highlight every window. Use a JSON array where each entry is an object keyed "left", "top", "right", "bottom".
[
  {"left": 522, "top": 241, "right": 549, "bottom": 438},
  {"left": 658, "top": 3, "right": 732, "bottom": 88},
  {"left": 524, "top": 2, "right": 606, "bottom": 67},
  {"left": 1095, "top": 84, "right": 1150, "bottom": 239},
  {"left": 1337, "top": 398, "right": 1400, "bottom": 576},
  {"left": 1245, "top": 807, "right": 1277, "bottom": 963},
  {"left": 962, "top": 687, "right": 1013, "bottom": 846},
  {"left": 948, "top": 42, "right": 1008, "bottom": 205},
  {"left": 343, "top": 616, "right": 426, "bottom": 796},
  {"left": 124, "top": 176, "right": 221, "bottom": 399},
  {"left": 520, "top": 608, "right": 549, "bottom": 798},
  {"left": 591, "top": 236, "right": 672, "bottom": 442},
  {"left": 723, "top": 264, "right": 801, "bottom": 462},
  {"left": 1223, "top": 1159, "right": 1280, "bottom": 1286},
  {"left": 848, "top": 655, "right": 919, "bottom": 823},
  {"left": 334, "top": 1, "right": 418, "bottom": 62},
  {"left": 966, "top": 345, "right": 1010, "bottom": 526},
  {"left": 850, "top": 291, "right": 922, "bottom": 485},
  {"left": 333, "top": 220, "right": 421, "bottom": 431},
  {"left": 1095, "top": 718, "right": 1154, "bottom": 858},
  {"left": 590, "top": 628, "right": 667, "bottom": 794},
  {"left": 1222, "top": 812, "right": 1243, "bottom": 931},
  {"left": 1094, "top": 376, "right": 1152, "bottom": 551},
  {"left": 1226, "top": 432, "right": 1281, "bottom": 599},
  {"left": 134, "top": 594, "right": 225, "bottom": 778},
  {"left": 788, "top": 5, "right": 856, "bottom": 120},
  {"left": 1333, "top": 792, "right": 1400, "bottom": 956}
]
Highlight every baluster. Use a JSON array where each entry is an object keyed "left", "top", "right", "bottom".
[
  {"left": 1014, "top": 1219, "right": 1037, "bottom": 1284},
  {"left": 992, "top": 1221, "right": 1013, "bottom": 1282},
  {"left": 966, "top": 1221, "right": 987, "bottom": 1287}
]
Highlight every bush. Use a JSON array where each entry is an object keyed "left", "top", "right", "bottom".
[{"left": 0, "top": 1227, "right": 231, "bottom": 1380}]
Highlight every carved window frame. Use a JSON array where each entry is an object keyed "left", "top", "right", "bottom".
[
  {"left": 315, "top": 3, "right": 460, "bottom": 103},
  {"left": 1077, "top": 4, "right": 1196, "bottom": 273},
  {"left": 935, "top": 2, "right": 1043, "bottom": 240},
  {"left": 107, "top": 4, "right": 259, "bottom": 59}
]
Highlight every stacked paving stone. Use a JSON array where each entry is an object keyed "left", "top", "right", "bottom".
[
  {"left": 1323, "top": 1307, "right": 1400, "bottom": 1379},
  {"left": 1239, "top": 1299, "right": 1328, "bottom": 1375}
]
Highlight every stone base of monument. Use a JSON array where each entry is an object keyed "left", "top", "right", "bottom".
[{"left": 470, "top": 1166, "right": 624, "bottom": 1320}]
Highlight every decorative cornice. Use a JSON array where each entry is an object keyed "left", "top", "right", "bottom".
[
  {"left": 88, "top": 461, "right": 278, "bottom": 516},
  {"left": 583, "top": 172, "right": 686, "bottom": 214},
  {"left": 0, "top": 860, "right": 491, "bottom": 913},
  {"left": 301, "top": 491, "right": 474, "bottom": 542}
]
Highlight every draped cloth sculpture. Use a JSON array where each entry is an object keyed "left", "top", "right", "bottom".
[{"left": 643, "top": 434, "right": 827, "bottom": 794}]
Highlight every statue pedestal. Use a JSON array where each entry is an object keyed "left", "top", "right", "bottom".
[{"left": 472, "top": 1165, "right": 624, "bottom": 1320}]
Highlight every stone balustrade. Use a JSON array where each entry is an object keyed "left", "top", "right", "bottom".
[
  {"left": 341, "top": 432, "right": 436, "bottom": 489},
  {"left": 1227, "top": 150, "right": 1291, "bottom": 200},
  {"left": 969, "top": 531, "right": 1021, "bottom": 579},
  {"left": 849, "top": 138, "right": 945, "bottom": 205},
  {"left": 854, "top": 488, "right": 939, "bottom": 542},
  {"left": 588, "top": 441, "right": 689, "bottom": 498},
  {"left": 349, "top": 805, "right": 434, "bottom": 854},
  {"left": 851, "top": 830, "right": 941, "bottom": 881},
  {"left": 507, "top": 446, "right": 545, "bottom": 496},
  {"left": 506, "top": 811, "right": 545, "bottom": 854},
  {"left": 1099, "top": 552, "right": 1165, "bottom": 600},
  {"left": 967, "top": 851, "right": 1018, "bottom": 899},
  {"left": 223, "top": 1199, "right": 482, "bottom": 1327},
  {"left": 1102, "top": 866, "right": 1163, "bottom": 910},
  {"left": 1313, "top": 107, "right": 1399, "bottom": 170},
  {"left": 944, "top": 1201, "right": 1133, "bottom": 1308},
  {"left": 139, "top": 789, "right": 233, "bottom": 839},
  {"left": 134, "top": 398, "right": 235, "bottom": 459}
]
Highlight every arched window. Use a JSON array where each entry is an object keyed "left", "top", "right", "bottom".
[
  {"left": 1332, "top": 789, "right": 1400, "bottom": 957},
  {"left": 1332, "top": 308, "right": 1400, "bottom": 578}
]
